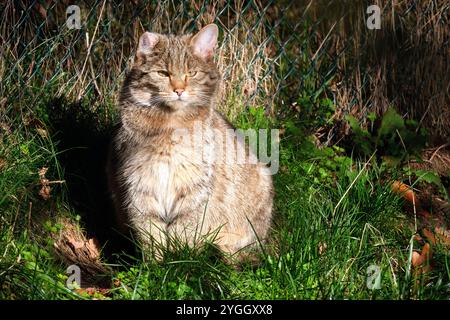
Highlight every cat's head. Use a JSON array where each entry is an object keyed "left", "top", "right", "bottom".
[{"left": 121, "top": 24, "right": 220, "bottom": 112}]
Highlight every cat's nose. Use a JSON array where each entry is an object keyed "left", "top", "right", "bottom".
[{"left": 174, "top": 88, "right": 185, "bottom": 96}]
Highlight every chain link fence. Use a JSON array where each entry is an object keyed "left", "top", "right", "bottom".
[{"left": 1, "top": 0, "right": 448, "bottom": 139}]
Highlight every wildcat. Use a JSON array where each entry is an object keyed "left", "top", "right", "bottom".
[{"left": 107, "top": 24, "right": 273, "bottom": 262}]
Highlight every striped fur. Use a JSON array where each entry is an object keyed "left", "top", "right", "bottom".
[{"left": 107, "top": 25, "right": 273, "bottom": 262}]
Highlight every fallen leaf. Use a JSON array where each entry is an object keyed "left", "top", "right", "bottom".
[
  {"left": 39, "top": 185, "right": 51, "bottom": 200},
  {"left": 37, "top": 167, "right": 65, "bottom": 200},
  {"left": 422, "top": 228, "right": 436, "bottom": 245},
  {"left": 391, "top": 181, "right": 419, "bottom": 206},
  {"left": 38, "top": 167, "right": 51, "bottom": 200},
  {"left": 411, "top": 243, "right": 432, "bottom": 273},
  {"left": 411, "top": 251, "right": 422, "bottom": 266},
  {"left": 422, "top": 227, "right": 450, "bottom": 246},
  {"left": 434, "top": 227, "right": 450, "bottom": 245}
]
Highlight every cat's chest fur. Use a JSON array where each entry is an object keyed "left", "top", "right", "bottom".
[{"left": 122, "top": 129, "right": 213, "bottom": 223}]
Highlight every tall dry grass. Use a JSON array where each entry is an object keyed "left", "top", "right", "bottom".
[
  {"left": 300, "top": 0, "right": 449, "bottom": 140},
  {"left": 1, "top": 0, "right": 447, "bottom": 139},
  {"left": 0, "top": 0, "right": 279, "bottom": 121}
]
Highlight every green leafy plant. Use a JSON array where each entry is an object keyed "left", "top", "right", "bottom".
[{"left": 345, "top": 107, "right": 427, "bottom": 159}]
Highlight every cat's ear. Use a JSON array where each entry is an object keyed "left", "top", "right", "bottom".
[
  {"left": 137, "top": 32, "right": 159, "bottom": 55},
  {"left": 190, "top": 24, "right": 219, "bottom": 60}
]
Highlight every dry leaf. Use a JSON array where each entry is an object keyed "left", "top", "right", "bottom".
[
  {"left": 434, "top": 227, "right": 450, "bottom": 246},
  {"left": 391, "top": 181, "right": 419, "bottom": 206},
  {"left": 38, "top": 167, "right": 51, "bottom": 200},
  {"left": 39, "top": 185, "right": 51, "bottom": 200},
  {"left": 411, "top": 251, "right": 422, "bottom": 266},
  {"left": 422, "top": 228, "right": 436, "bottom": 245},
  {"left": 422, "top": 227, "right": 450, "bottom": 246},
  {"left": 37, "top": 167, "right": 65, "bottom": 200},
  {"left": 411, "top": 243, "right": 432, "bottom": 273}
]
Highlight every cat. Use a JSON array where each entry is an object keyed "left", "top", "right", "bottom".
[{"left": 107, "top": 24, "right": 274, "bottom": 262}]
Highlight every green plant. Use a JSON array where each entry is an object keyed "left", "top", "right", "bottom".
[{"left": 346, "top": 107, "right": 427, "bottom": 159}]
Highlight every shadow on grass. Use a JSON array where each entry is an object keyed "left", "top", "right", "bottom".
[{"left": 46, "top": 97, "right": 135, "bottom": 263}]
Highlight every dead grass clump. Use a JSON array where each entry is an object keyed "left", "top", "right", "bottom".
[{"left": 303, "top": 0, "right": 449, "bottom": 140}]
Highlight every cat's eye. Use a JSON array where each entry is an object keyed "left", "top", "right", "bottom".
[
  {"left": 187, "top": 71, "right": 197, "bottom": 77},
  {"left": 157, "top": 70, "right": 170, "bottom": 77}
]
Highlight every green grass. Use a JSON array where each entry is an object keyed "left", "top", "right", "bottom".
[{"left": 1, "top": 102, "right": 449, "bottom": 300}]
